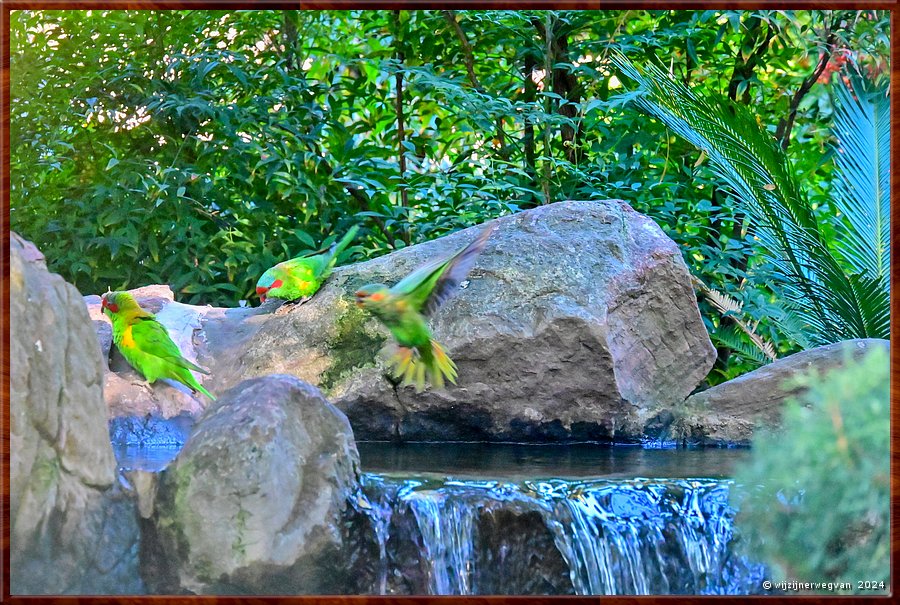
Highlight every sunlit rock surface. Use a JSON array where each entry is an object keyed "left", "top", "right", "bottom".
[
  {"left": 139, "top": 200, "right": 716, "bottom": 442},
  {"left": 218, "top": 201, "right": 715, "bottom": 441}
]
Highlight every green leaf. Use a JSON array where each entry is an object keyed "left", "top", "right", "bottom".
[{"left": 293, "top": 229, "right": 316, "bottom": 248}]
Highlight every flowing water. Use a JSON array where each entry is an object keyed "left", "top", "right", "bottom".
[
  {"left": 114, "top": 434, "right": 765, "bottom": 596},
  {"left": 349, "top": 472, "right": 765, "bottom": 595}
]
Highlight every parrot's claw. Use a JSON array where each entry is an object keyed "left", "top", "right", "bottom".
[
  {"left": 273, "top": 297, "right": 310, "bottom": 316},
  {"left": 131, "top": 379, "right": 153, "bottom": 391}
]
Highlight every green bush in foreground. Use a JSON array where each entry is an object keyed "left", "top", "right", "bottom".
[{"left": 731, "top": 345, "right": 889, "bottom": 594}]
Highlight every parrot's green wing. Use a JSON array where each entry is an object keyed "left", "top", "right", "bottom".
[
  {"left": 392, "top": 225, "right": 493, "bottom": 316},
  {"left": 281, "top": 255, "right": 328, "bottom": 279},
  {"left": 131, "top": 317, "right": 209, "bottom": 374}
]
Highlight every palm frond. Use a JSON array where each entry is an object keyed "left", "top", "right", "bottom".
[
  {"left": 830, "top": 71, "right": 890, "bottom": 291},
  {"left": 712, "top": 324, "right": 771, "bottom": 367},
  {"left": 613, "top": 52, "right": 889, "bottom": 344},
  {"left": 769, "top": 303, "right": 814, "bottom": 350},
  {"left": 694, "top": 277, "right": 777, "bottom": 362},
  {"left": 706, "top": 287, "right": 744, "bottom": 316}
]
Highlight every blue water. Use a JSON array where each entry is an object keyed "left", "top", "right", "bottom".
[
  {"left": 351, "top": 473, "right": 766, "bottom": 595},
  {"left": 357, "top": 441, "right": 749, "bottom": 480}
]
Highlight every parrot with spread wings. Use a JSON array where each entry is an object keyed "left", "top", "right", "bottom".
[{"left": 355, "top": 225, "right": 494, "bottom": 391}]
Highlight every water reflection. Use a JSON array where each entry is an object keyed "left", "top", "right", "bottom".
[{"left": 358, "top": 441, "right": 749, "bottom": 480}]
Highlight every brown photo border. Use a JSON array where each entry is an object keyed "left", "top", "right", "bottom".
[{"left": 0, "top": 1, "right": 897, "bottom": 602}]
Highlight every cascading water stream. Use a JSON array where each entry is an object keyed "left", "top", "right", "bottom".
[
  {"left": 406, "top": 490, "right": 479, "bottom": 595},
  {"left": 353, "top": 474, "right": 766, "bottom": 596}
]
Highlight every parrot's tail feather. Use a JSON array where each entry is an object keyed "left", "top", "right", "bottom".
[
  {"left": 430, "top": 340, "right": 458, "bottom": 385},
  {"left": 194, "top": 383, "right": 216, "bottom": 401},
  {"left": 388, "top": 341, "right": 457, "bottom": 392}
]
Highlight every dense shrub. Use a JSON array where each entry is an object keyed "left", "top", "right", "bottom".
[{"left": 731, "top": 346, "right": 889, "bottom": 594}]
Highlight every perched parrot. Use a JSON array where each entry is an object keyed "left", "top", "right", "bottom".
[
  {"left": 256, "top": 225, "right": 360, "bottom": 304},
  {"left": 101, "top": 291, "right": 215, "bottom": 400},
  {"left": 355, "top": 225, "right": 494, "bottom": 392}
]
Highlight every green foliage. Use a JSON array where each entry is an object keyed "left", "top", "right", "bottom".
[
  {"left": 10, "top": 9, "right": 889, "bottom": 383},
  {"left": 614, "top": 53, "right": 890, "bottom": 349},
  {"left": 731, "top": 346, "right": 889, "bottom": 593}
]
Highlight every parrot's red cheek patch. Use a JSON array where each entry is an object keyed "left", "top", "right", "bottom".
[
  {"left": 271, "top": 279, "right": 283, "bottom": 290},
  {"left": 106, "top": 303, "right": 119, "bottom": 313}
]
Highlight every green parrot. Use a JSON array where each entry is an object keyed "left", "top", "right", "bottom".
[
  {"left": 101, "top": 291, "right": 215, "bottom": 400},
  {"left": 256, "top": 225, "right": 360, "bottom": 304},
  {"left": 355, "top": 225, "right": 494, "bottom": 391}
]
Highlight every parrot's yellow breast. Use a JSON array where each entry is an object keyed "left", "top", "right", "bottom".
[{"left": 121, "top": 325, "right": 137, "bottom": 349}]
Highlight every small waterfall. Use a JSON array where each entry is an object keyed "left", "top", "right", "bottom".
[
  {"left": 352, "top": 475, "right": 765, "bottom": 596},
  {"left": 352, "top": 475, "right": 399, "bottom": 595},
  {"left": 406, "top": 490, "right": 479, "bottom": 595},
  {"left": 533, "top": 479, "right": 762, "bottom": 594}
]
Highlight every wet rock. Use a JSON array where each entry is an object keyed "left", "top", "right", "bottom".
[
  {"left": 678, "top": 339, "right": 889, "bottom": 445},
  {"left": 203, "top": 200, "right": 715, "bottom": 442},
  {"left": 474, "top": 508, "right": 574, "bottom": 594},
  {"left": 10, "top": 232, "right": 143, "bottom": 594},
  {"left": 149, "top": 375, "right": 361, "bottom": 594}
]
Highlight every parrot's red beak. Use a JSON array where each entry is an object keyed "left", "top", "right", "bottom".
[
  {"left": 354, "top": 291, "right": 365, "bottom": 308},
  {"left": 256, "top": 286, "right": 267, "bottom": 303},
  {"left": 101, "top": 297, "right": 119, "bottom": 313}
]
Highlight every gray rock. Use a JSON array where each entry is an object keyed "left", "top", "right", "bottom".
[
  {"left": 202, "top": 200, "right": 716, "bottom": 442},
  {"left": 9, "top": 232, "right": 143, "bottom": 594},
  {"left": 150, "top": 375, "right": 361, "bottom": 594},
  {"left": 679, "top": 339, "right": 889, "bottom": 445}
]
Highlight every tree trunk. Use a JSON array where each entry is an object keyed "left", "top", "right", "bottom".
[{"left": 393, "top": 10, "right": 410, "bottom": 244}]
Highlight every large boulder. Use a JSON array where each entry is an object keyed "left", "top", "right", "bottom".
[
  {"left": 9, "top": 232, "right": 143, "bottom": 594},
  {"left": 201, "top": 200, "right": 716, "bottom": 442},
  {"left": 148, "top": 375, "right": 361, "bottom": 594},
  {"left": 677, "top": 339, "right": 889, "bottom": 445}
]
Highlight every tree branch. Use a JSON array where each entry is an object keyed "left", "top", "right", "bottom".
[
  {"left": 774, "top": 19, "right": 840, "bottom": 150},
  {"left": 442, "top": 10, "right": 509, "bottom": 156},
  {"left": 441, "top": 10, "right": 481, "bottom": 92},
  {"left": 393, "top": 10, "right": 410, "bottom": 244},
  {"left": 727, "top": 15, "right": 775, "bottom": 103}
]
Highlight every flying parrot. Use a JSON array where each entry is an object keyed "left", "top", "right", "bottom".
[
  {"left": 355, "top": 225, "right": 494, "bottom": 392},
  {"left": 256, "top": 225, "right": 360, "bottom": 304},
  {"left": 101, "top": 291, "right": 215, "bottom": 400}
]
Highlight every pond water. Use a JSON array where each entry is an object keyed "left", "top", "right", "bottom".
[{"left": 357, "top": 441, "right": 750, "bottom": 480}]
